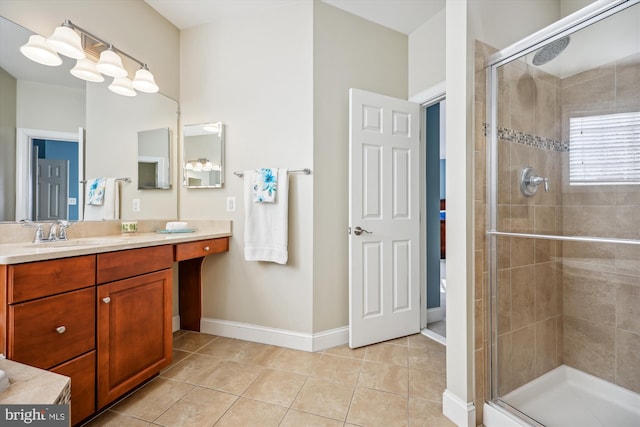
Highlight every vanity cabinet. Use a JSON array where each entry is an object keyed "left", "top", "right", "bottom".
[
  {"left": 4, "top": 255, "right": 97, "bottom": 426},
  {"left": 96, "top": 246, "right": 173, "bottom": 409}
]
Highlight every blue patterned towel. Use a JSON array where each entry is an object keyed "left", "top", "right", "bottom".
[
  {"left": 87, "top": 178, "right": 106, "bottom": 206},
  {"left": 252, "top": 168, "right": 278, "bottom": 203}
]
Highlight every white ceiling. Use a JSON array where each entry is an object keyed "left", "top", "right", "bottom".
[{"left": 144, "top": 0, "right": 445, "bottom": 34}]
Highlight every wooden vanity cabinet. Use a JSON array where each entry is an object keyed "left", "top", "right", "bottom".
[
  {"left": 3, "top": 255, "right": 97, "bottom": 426},
  {"left": 96, "top": 245, "right": 173, "bottom": 409}
]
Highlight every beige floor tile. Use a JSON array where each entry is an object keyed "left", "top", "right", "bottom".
[
  {"left": 154, "top": 386, "right": 237, "bottom": 427},
  {"left": 280, "top": 409, "right": 344, "bottom": 427},
  {"left": 385, "top": 336, "right": 409, "bottom": 346},
  {"left": 214, "top": 397, "right": 286, "bottom": 427},
  {"left": 197, "top": 336, "right": 254, "bottom": 361},
  {"left": 358, "top": 360, "right": 409, "bottom": 395},
  {"left": 268, "top": 348, "right": 321, "bottom": 375},
  {"left": 82, "top": 410, "right": 152, "bottom": 426},
  {"left": 365, "top": 342, "right": 409, "bottom": 367},
  {"left": 160, "top": 353, "right": 222, "bottom": 382},
  {"left": 408, "top": 368, "right": 446, "bottom": 402},
  {"left": 408, "top": 334, "right": 446, "bottom": 353},
  {"left": 248, "top": 343, "right": 285, "bottom": 367},
  {"left": 292, "top": 377, "right": 355, "bottom": 421},
  {"left": 346, "top": 387, "right": 408, "bottom": 427},
  {"left": 323, "top": 344, "right": 367, "bottom": 359},
  {"left": 409, "top": 347, "right": 446, "bottom": 373},
  {"left": 192, "top": 359, "right": 263, "bottom": 395},
  {"left": 310, "top": 353, "right": 362, "bottom": 384},
  {"left": 173, "top": 331, "right": 217, "bottom": 352},
  {"left": 242, "top": 369, "right": 306, "bottom": 407},
  {"left": 408, "top": 396, "right": 456, "bottom": 427},
  {"left": 111, "top": 378, "right": 194, "bottom": 422}
]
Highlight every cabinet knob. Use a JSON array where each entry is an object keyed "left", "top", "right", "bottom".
[
  {"left": 204, "top": 246, "right": 210, "bottom": 251},
  {"left": 56, "top": 326, "right": 66, "bottom": 334},
  {"left": 102, "top": 297, "right": 111, "bottom": 304}
]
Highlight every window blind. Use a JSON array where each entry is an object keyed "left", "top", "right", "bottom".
[{"left": 569, "top": 111, "right": 640, "bottom": 185}]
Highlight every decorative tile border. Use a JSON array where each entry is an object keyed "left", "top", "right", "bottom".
[{"left": 483, "top": 123, "right": 568, "bottom": 152}]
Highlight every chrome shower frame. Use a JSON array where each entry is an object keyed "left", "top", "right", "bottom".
[{"left": 484, "top": 0, "right": 640, "bottom": 424}]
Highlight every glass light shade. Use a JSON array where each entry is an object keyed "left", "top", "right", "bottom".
[
  {"left": 96, "top": 48, "right": 128, "bottom": 77},
  {"left": 132, "top": 67, "right": 159, "bottom": 93},
  {"left": 185, "top": 162, "right": 194, "bottom": 170},
  {"left": 20, "top": 35, "right": 62, "bottom": 66},
  {"left": 193, "top": 163, "right": 203, "bottom": 172},
  {"left": 46, "top": 25, "right": 85, "bottom": 59},
  {"left": 203, "top": 161, "right": 213, "bottom": 171},
  {"left": 70, "top": 58, "right": 104, "bottom": 82},
  {"left": 108, "top": 77, "right": 136, "bottom": 96}
]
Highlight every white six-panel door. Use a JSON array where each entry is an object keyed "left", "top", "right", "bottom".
[{"left": 349, "top": 88, "right": 420, "bottom": 348}]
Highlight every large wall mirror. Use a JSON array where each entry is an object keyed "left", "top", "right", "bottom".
[
  {"left": 183, "top": 122, "right": 224, "bottom": 188},
  {"left": 0, "top": 16, "right": 179, "bottom": 222}
]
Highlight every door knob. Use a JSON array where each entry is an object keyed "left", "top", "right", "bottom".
[
  {"left": 56, "top": 326, "right": 66, "bottom": 334},
  {"left": 353, "top": 226, "right": 372, "bottom": 236},
  {"left": 102, "top": 297, "right": 111, "bottom": 304}
]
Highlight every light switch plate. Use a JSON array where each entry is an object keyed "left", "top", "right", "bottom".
[
  {"left": 132, "top": 198, "right": 141, "bottom": 212},
  {"left": 226, "top": 196, "right": 236, "bottom": 212}
]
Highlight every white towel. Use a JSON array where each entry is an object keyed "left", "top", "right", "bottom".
[
  {"left": 84, "top": 178, "right": 120, "bottom": 220},
  {"left": 244, "top": 168, "right": 288, "bottom": 264}
]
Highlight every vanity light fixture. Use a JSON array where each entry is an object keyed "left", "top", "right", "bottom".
[
  {"left": 46, "top": 21, "right": 85, "bottom": 59},
  {"left": 108, "top": 77, "right": 137, "bottom": 97},
  {"left": 70, "top": 57, "right": 104, "bottom": 82},
  {"left": 19, "top": 35, "right": 63, "bottom": 66},
  {"left": 185, "top": 159, "right": 217, "bottom": 172},
  {"left": 202, "top": 122, "right": 223, "bottom": 136},
  {"left": 19, "top": 19, "right": 160, "bottom": 96}
]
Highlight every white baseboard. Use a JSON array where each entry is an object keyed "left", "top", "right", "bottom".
[
  {"left": 199, "top": 317, "right": 349, "bottom": 352},
  {"left": 443, "top": 389, "right": 476, "bottom": 427},
  {"left": 427, "top": 306, "right": 444, "bottom": 323},
  {"left": 172, "top": 315, "right": 180, "bottom": 333}
]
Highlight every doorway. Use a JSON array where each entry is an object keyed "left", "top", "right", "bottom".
[{"left": 424, "top": 100, "right": 446, "bottom": 342}]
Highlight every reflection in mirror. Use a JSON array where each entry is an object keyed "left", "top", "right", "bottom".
[
  {"left": 0, "top": 16, "right": 179, "bottom": 222},
  {"left": 137, "top": 128, "right": 171, "bottom": 189},
  {"left": 183, "top": 122, "right": 224, "bottom": 188}
]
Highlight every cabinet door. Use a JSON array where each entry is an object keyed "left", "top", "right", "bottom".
[
  {"left": 97, "top": 269, "right": 172, "bottom": 409},
  {"left": 51, "top": 351, "right": 96, "bottom": 427}
]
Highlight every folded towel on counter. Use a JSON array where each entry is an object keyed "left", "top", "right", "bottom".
[
  {"left": 87, "top": 177, "right": 106, "bottom": 206},
  {"left": 84, "top": 178, "right": 120, "bottom": 220},
  {"left": 244, "top": 168, "right": 289, "bottom": 264},
  {"left": 165, "top": 221, "right": 188, "bottom": 230},
  {"left": 252, "top": 168, "right": 278, "bottom": 203}
]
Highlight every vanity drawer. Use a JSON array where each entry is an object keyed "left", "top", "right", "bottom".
[
  {"left": 174, "top": 237, "right": 229, "bottom": 261},
  {"left": 8, "top": 255, "right": 96, "bottom": 303},
  {"left": 97, "top": 245, "right": 173, "bottom": 284},
  {"left": 8, "top": 287, "right": 95, "bottom": 370},
  {"left": 51, "top": 350, "right": 96, "bottom": 426}
]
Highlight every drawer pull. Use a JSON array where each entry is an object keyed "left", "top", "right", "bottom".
[
  {"left": 56, "top": 326, "right": 66, "bottom": 334},
  {"left": 204, "top": 246, "right": 210, "bottom": 251},
  {"left": 102, "top": 297, "right": 111, "bottom": 304}
]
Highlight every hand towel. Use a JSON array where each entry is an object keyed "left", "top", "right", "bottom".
[
  {"left": 87, "top": 177, "right": 106, "bottom": 205},
  {"left": 244, "top": 168, "right": 289, "bottom": 264},
  {"left": 252, "top": 168, "right": 278, "bottom": 203},
  {"left": 84, "top": 178, "right": 120, "bottom": 220}
]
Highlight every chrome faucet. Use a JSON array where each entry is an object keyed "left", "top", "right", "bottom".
[{"left": 21, "top": 219, "right": 70, "bottom": 243}]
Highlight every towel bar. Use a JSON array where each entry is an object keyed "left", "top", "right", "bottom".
[
  {"left": 80, "top": 177, "right": 132, "bottom": 183},
  {"left": 233, "top": 168, "right": 311, "bottom": 178}
]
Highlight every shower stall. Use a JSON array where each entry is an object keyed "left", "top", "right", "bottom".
[{"left": 484, "top": 1, "right": 640, "bottom": 426}]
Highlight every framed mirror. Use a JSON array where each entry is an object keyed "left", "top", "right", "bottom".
[
  {"left": 138, "top": 127, "right": 171, "bottom": 189},
  {"left": 183, "top": 122, "right": 224, "bottom": 188}
]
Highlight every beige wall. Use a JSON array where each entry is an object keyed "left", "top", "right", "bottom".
[
  {"left": 409, "top": 7, "right": 445, "bottom": 97},
  {"left": 0, "top": 67, "right": 16, "bottom": 221},
  {"left": 16, "top": 80, "right": 84, "bottom": 131},
  {"left": 180, "top": 1, "right": 315, "bottom": 333},
  {"left": 312, "top": 1, "right": 408, "bottom": 332}
]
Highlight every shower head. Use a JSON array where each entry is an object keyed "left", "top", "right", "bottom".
[{"left": 532, "top": 36, "right": 570, "bottom": 66}]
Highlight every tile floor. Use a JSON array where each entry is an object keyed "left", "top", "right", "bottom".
[{"left": 83, "top": 331, "right": 455, "bottom": 427}]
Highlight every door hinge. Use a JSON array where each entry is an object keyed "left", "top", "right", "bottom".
[{"left": 348, "top": 226, "right": 352, "bottom": 235}]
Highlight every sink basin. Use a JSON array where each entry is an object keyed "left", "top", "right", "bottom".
[{"left": 25, "top": 238, "right": 127, "bottom": 248}]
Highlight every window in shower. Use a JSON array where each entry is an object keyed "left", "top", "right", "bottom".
[{"left": 569, "top": 111, "right": 640, "bottom": 185}]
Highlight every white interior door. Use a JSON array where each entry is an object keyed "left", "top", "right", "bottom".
[{"left": 349, "top": 88, "right": 421, "bottom": 348}]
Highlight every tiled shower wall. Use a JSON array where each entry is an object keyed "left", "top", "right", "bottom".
[{"left": 558, "top": 51, "right": 640, "bottom": 394}]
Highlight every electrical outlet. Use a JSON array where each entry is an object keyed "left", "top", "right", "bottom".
[
  {"left": 68, "top": 197, "right": 77, "bottom": 205},
  {"left": 226, "top": 196, "right": 236, "bottom": 212},
  {"left": 132, "top": 198, "right": 141, "bottom": 212}
]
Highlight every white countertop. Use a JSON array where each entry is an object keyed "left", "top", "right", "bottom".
[
  {"left": 0, "top": 221, "right": 232, "bottom": 264},
  {"left": 0, "top": 358, "right": 70, "bottom": 404}
]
